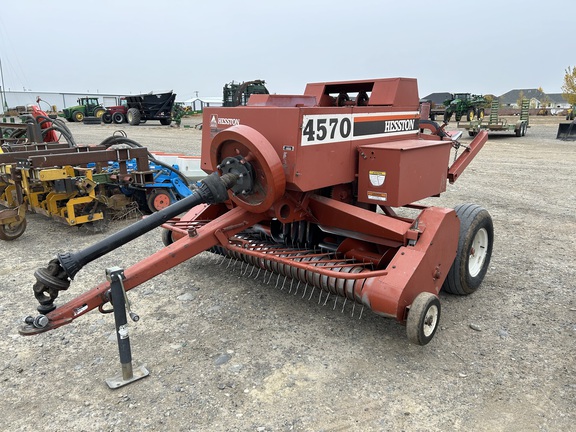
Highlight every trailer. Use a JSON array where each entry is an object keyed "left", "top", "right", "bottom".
[{"left": 460, "top": 99, "right": 529, "bottom": 137}]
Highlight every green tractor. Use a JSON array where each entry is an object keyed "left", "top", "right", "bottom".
[
  {"left": 443, "top": 93, "right": 487, "bottom": 122},
  {"left": 62, "top": 97, "right": 106, "bottom": 122}
]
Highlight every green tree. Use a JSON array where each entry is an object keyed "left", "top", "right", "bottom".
[{"left": 561, "top": 66, "right": 576, "bottom": 105}]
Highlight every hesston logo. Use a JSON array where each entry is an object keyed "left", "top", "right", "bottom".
[
  {"left": 210, "top": 115, "right": 241, "bottom": 128},
  {"left": 383, "top": 119, "right": 416, "bottom": 133}
]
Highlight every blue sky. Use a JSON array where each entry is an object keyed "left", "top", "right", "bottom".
[{"left": 0, "top": 0, "right": 572, "bottom": 99}]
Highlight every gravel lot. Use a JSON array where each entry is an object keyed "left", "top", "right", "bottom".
[{"left": 1, "top": 115, "right": 575, "bottom": 431}]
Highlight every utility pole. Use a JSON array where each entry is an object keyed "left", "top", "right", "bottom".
[{"left": 0, "top": 55, "right": 6, "bottom": 114}]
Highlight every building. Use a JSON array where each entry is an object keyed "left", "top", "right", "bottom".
[
  {"left": 1, "top": 90, "right": 130, "bottom": 114},
  {"left": 181, "top": 97, "right": 223, "bottom": 112}
]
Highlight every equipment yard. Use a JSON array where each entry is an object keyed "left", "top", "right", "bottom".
[{"left": 1, "top": 115, "right": 575, "bottom": 431}]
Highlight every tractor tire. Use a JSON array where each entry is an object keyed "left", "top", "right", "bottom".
[
  {"left": 102, "top": 112, "right": 113, "bottom": 124},
  {"left": 466, "top": 108, "right": 476, "bottom": 121},
  {"left": 93, "top": 108, "right": 106, "bottom": 119},
  {"left": 442, "top": 204, "right": 493, "bottom": 296},
  {"left": 478, "top": 108, "right": 485, "bottom": 120},
  {"left": 112, "top": 112, "right": 125, "bottom": 124},
  {"left": 443, "top": 112, "right": 452, "bottom": 122},
  {"left": 127, "top": 108, "right": 141, "bottom": 125},
  {"left": 468, "top": 131, "right": 477, "bottom": 137},
  {"left": 407, "top": 292, "right": 441, "bottom": 346},
  {"left": 160, "top": 118, "right": 172, "bottom": 126},
  {"left": 73, "top": 111, "right": 84, "bottom": 122}
]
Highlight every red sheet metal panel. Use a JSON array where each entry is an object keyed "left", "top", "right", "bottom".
[{"left": 357, "top": 139, "right": 452, "bottom": 207}]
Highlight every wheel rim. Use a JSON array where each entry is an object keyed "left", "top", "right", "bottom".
[
  {"left": 469, "top": 227, "right": 489, "bottom": 277},
  {"left": 151, "top": 193, "right": 171, "bottom": 211},
  {"left": 423, "top": 304, "right": 439, "bottom": 337}
]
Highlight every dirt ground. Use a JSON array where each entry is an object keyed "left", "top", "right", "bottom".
[{"left": 1, "top": 115, "right": 575, "bottom": 431}]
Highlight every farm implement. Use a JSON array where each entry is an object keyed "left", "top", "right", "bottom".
[
  {"left": 460, "top": 99, "right": 530, "bottom": 137},
  {"left": 0, "top": 132, "right": 196, "bottom": 240},
  {"left": 20, "top": 78, "right": 493, "bottom": 346}
]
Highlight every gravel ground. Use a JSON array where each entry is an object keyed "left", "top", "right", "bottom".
[{"left": 1, "top": 116, "right": 575, "bottom": 431}]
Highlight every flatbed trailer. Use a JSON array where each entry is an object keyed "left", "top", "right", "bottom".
[{"left": 459, "top": 99, "right": 529, "bottom": 137}]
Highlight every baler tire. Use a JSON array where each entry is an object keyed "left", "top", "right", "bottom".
[
  {"left": 407, "top": 292, "right": 441, "bottom": 346},
  {"left": 112, "top": 112, "right": 125, "bottom": 124},
  {"left": 0, "top": 219, "right": 27, "bottom": 241},
  {"left": 161, "top": 229, "right": 174, "bottom": 247},
  {"left": 442, "top": 204, "right": 493, "bottom": 296},
  {"left": 102, "top": 112, "right": 113, "bottom": 124}
]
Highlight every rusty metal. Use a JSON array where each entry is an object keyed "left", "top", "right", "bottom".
[{"left": 20, "top": 78, "right": 492, "bottom": 346}]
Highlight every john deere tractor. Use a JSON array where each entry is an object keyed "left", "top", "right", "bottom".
[
  {"left": 62, "top": 97, "right": 106, "bottom": 122},
  {"left": 443, "top": 93, "right": 487, "bottom": 122}
]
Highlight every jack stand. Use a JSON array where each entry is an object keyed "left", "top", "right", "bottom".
[{"left": 104, "top": 266, "right": 149, "bottom": 389}]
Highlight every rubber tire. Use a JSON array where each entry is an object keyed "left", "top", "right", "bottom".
[
  {"left": 467, "top": 108, "right": 476, "bottom": 121},
  {"left": 112, "top": 112, "right": 125, "bottom": 124},
  {"left": 515, "top": 126, "right": 522, "bottom": 137},
  {"left": 102, "top": 112, "right": 113, "bottom": 124},
  {"left": 478, "top": 108, "right": 485, "bottom": 119},
  {"left": 161, "top": 229, "right": 174, "bottom": 247},
  {"left": 160, "top": 118, "right": 172, "bottom": 126},
  {"left": 522, "top": 123, "right": 527, "bottom": 136},
  {"left": 0, "top": 219, "right": 27, "bottom": 241},
  {"left": 147, "top": 189, "right": 172, "bottom": 212},
  {"left": 73, "top": 111, "right": 84, "bottom": 122},
  {"left": 442, "top": 204, "right": 493, "bottom": 295},
  {"left": 468, "top": 131, "right": 477, "bottom": 137},
  {"left": 93, "top": 108, "right": 105, "bottom": 119},
  {"left": 407, "top": 292, "right": 441, "bottom": 346},
  {"left": 127, "top": 108, "right": 141, "bottom": 125}
]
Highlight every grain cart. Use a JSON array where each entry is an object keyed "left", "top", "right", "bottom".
[
  {"left": 20, "top": 78, "right": 493, "bottom": 346},
  {"left": 116, "top": 91, "right": 176, "bottom": 126}
]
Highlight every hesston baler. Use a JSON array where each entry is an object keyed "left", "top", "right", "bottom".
[{"left": 20, "top": 78, "right": 493, "bottom": 346}]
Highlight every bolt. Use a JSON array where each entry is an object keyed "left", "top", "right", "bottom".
[{"left": 24, "top": 315, "right": 49, "bottom": 329}]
